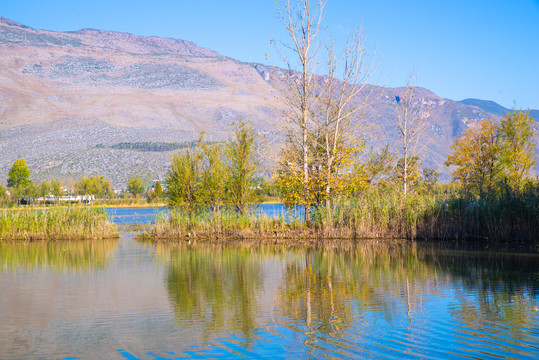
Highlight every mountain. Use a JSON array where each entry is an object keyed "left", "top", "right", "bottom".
[
  {"left": 459, "top": 98, "right": 539, "bottom": 122},
  {"left": 0, "top": 17, "right": 537, "bottom": 187}
]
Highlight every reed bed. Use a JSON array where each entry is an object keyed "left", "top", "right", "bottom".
[
  {"left": 141, "top": 207, "right": 308, "bottom": 241},
  {"left": 0, "top": 207, "right": 118, "bottom": 241},
  {"left": 143, "top": 183, "right": 539, "bottom": 243},
  {"left": 314, "top": 185, "right": 539, "bottom": 242}
]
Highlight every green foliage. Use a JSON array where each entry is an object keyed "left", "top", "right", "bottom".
[
  {"left": 0, "top": 185, "right": 8, "bottom": 205},
  {"left": 74, "top": 175, "right": 114, "bottom": 199},
  {"left": 225, "top": 120, "right": 257, "bottom": 214},
  {"left": 51, "top": 179, "right": 63, "bottom": 199},
  {"left": 7, "top": 158, "right": 30, "bottom": 188},
  {"left": 147, "top": 180, "right": 164, "bottom": 203},
  {"left": 40, "top": 181, "right": 51, "bottom": 198},
  {"left": 200, "top": 141, "right": 227, "bottom": 211},
  {"left": 110, "top": 141, "right": 206, "bottom": 152},
  {"left": 422, "top": 168, "right": 439, "bottom": 189},
  {"left": 164, "top": 121, "right": 258, "bottom": 214},
  {"left": 166, "top": 146, "right": 203, "bottom": 210},
  {"left": 127, "top": 177, "right": 145, "bottom": 197}
]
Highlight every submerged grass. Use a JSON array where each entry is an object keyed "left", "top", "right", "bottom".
[{"left": 0, "top": 207, "right": 118, "bottom": 241}]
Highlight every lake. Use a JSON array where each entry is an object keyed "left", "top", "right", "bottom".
[{"left": 0, "top": 207, "right": 537, "bottom": 359}]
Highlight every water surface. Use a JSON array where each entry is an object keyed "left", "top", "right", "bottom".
[{"left": 0, "top": 207, "right": 537, "bottom": 359}]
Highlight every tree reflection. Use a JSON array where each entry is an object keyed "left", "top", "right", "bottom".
[
  {"left": 157, "top": 240, "right": 538, "bottom": 355},
  {"left": 0, "top": 238, "right": 118, "bottom": 272},
  {"left": 276, "top": 243, "right": 439, "bottom": 340},
  {"left": 422, "top": 249, "right": 539, "bottom": 341},
  {"left": 161, "top": 243, "right": 266, "bottom": 342},
  {"left": 276, "top": 241, "right": 539, "bottom": 353}
]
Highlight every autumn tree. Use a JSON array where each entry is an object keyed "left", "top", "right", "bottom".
[
  {"left": 147, "top": 180, "right": 164, "bottom": 203},
  {"left": 396, "top": 156, "right": 421, "bottom": 191},
  {"left": 497, "top": 110, "right": 536, "bottom": 188},
  {"left": 446, "top": 111, "right": 537, "bottom": 195},
  {"left": 40, "top": 181, "right": 51, "bottom": 200},
  {"left": 274, "top": 0, "right": 373, "bottom": 219},
  {"left": 274, "top": 0, "right": 325, "bottom": 222},
  {"left": 51, "top": 179, "right": 63, "bottom": 200},
  {"left": 313, "top": 31, "right": 372, "bottom": 207},
  {"left": 445, "top": 118, "right": 501, "bottom": 196}
]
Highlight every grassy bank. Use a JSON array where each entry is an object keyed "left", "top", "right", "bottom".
[
  {"left": 0, "top": 207, "right": 118, "bottom": 241},
  {"left": 140, "top": 208, "right": 308, "bottom": 242},
  {"left": 141, "top": 184, "right": 539, "bottom": 243}
]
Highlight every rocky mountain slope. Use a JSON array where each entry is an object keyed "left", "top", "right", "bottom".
[{"left": 0, "top": 17, "right": 537, "bottom": 187}]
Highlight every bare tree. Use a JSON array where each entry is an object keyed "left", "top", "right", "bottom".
[
  {"left": 274, "top": 0, "right": 325, "bottom": 223},
  {"left": 275, "top": 0, "right": 374, "bottom": 220},
  {"left": 316, "top": 32, "right": 374, "bottom": 206},
  {"left": 394, "top": 77, "right": 429, "bottom": 197}
]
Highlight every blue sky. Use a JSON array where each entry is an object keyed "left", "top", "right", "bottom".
[{"left": 3, "top": 0, "right": 539, "bottom": 109}]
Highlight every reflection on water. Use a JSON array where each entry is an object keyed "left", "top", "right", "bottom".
[
  {"left": 163, "top": 244, "right": 264, "bottom": 343},
  {"left": 0, "top": 238, "right": 118, "bottom": 272},
  {"left": 157, "top": 241, "right": 539, "bottom": 359},
  {"left": 0, "top": 223, "right": 537, "bottom": 359}
]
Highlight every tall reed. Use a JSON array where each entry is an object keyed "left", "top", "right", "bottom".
[
  {"left": 143, "top": 182, "right": 539, "bottom": 242},
  {"left": 313, "top": 183, "right": 539, "bottom": 241},
  {"left": 142, "top": 206, "right": 306, "bottom": 241},
  {"left": 0, "top": 207, "right": 118, "bottom": 241}
]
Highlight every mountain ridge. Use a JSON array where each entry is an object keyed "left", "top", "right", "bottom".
[{"left": 0, "top": 17, "right": 537, "bottom": 187}]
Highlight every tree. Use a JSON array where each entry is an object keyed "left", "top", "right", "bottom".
[
  {"left": 7, "top": 158, "right": 30, "bottom": 188},
  {"left": 225, "top": 120, "right": 257, "bottom": 214},
  {"left": 313, "top": 31, "right": 371, "bottom": 207},
  {"left": 200, "top": 141, "right": 227, "bottom": 212},
  {"left": 40, "top": 181, "right": 51, "bottom": 200},
  {"left": 446, "top": 111, "right": 537, "bottom": 195},
  {"left": 422, "top": 168, "right": 439, "bottom": 190},
  {"left": 393, "top": 80, "right": 429, "bottom": 197},
  {"left": 128, "top": 177, "right": 145, "bottom": 198},
  {"left": 275, "top": 0, "right": 373, "bottom": 219},
  {"left": 166, "top": 146, "right": 203, "bottom": 210},
  {"left": 75, "top": 175, "right": 114, "bottom": 199},
  {"left": 51, "top": 179, "right": 63, "bottom": 201},
  {"left": 21, "top": 181, "right": 39, "bottom": 204},
  {"left": 274, "top": 0, "right": 325, "bottom": 223},
  {"left": 396, "top": 156, "right": 421, "bottom": 190},
  {"left": 154, "top": 181, "right": 163, "bottom": 198},
  {"left": 445, "top": 118, "right": 500, "bottom": 196},
  {"left": 498, "top": 110, "right": 536, "bottom": 188}
]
